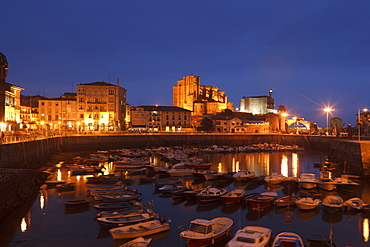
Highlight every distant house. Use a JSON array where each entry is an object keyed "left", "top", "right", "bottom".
[
  {"left": 211, "top": 115, "right": 269, "bottom": 134},
  {"left": 130, "top": 105, "right": 192, "bottom": 132}
]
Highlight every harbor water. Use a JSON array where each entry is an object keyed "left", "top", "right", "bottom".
[{"left": 8, "top": 149, "right": 370, "bottom": 247}]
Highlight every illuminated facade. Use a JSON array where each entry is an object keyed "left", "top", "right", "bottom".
[
  {"left": 77, "top": 81, "right": 126, "bottom": 131},
  {"left": 21, "top": 95, "right": 47, "bottom": 130},
  {"left": 38, "top": 93, "right": 77, "bottom": 132},
  {"left": 239, "top": 89, "right": 277, "bottom": 115},
  {"left": 211, "top": 116, "right": 270, "bottom": 133},
  {"left": 4, "top": 83, "right": 23, "bottom": 130},
  {"left": 130, "top": 105, "right": 192, "bottom": 132},
  {"left": 173, "top": 75, "right": 233, "bottom": 116}
]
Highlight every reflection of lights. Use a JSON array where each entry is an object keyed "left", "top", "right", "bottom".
[
  {"left": 21, "top": 217, "right": 27, "bottom": 232},
  {"left": 218, "top": 163, "right": 222, "bottom": 173},
  {"left": 40, "top": 191, "right": 45, "bottom": 210},
  {"left": 281, "top": 154, "right": 288, "bottom": 177},
  {"left": 292, "top": 153, "right": 298, "bottom": 177},
  {"left": 236, "top": 161, "right": 240, "bottom": 173},
  {"left": 57, "top": 169, "right": 62, "bottom": 181},
  {"left": 76, "top": 175, "right": 81, "bottom": 182},
  {"left": 364, "top": 218, "right": 369, "bottom": 242}
]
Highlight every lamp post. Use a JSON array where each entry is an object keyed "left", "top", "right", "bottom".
[
  {"left": 357, "top": 108, "right": 367, "bottom": 141},
  {"left": 324, "top": 107, "right": 332, "bottom": 135}
]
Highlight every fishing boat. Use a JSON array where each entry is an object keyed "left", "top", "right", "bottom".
[
  {"left": 298, "top": 173, "right": 318, "bottom": 190},
  {"left": 334, "top": 175, "right": 360, "bottom": 192},
  {"left": 275, "top": 195, "right": 299, "bottom": 207},
  {"left": 157, "top": 184, "right": 187, "bottom": 195},
  {"left": 96, "top": 207, "right": 145, "bottom": 218},
  {"left": 271, "top": 232, "right": 304, "bottom": 247},
  {"left": 295, "top": 197, "right": 321, "bottom": 210},
  {"left": 97, "top": 211, "right": 156, "bottom": 228},
  {"left": 226, "top": 225, "right": 271, "bottom": 247},
  {"left": 101, "top": 193, "right": 141, "bottom": 202},
  {"left": 196, "top": 187, "right": 228, "bottom": 203},
  {"left": 343, "top": 197, "right": 364, "bottom": 211},
  {"left": 109, "top": 219, "right": 170, "bottom": 239},
  {"left": 322, "top": 195, "right": 343, "bottom": 213},
  {"left": 221, "top": 189, "right": 246, "bottom": 205},
  {"left": 120, "top": 237, "right": 152, "bottom": 247},
  {"left": 317, "top": 171, "right": 337, "bottom": 191},
  {"left": 180, "top": 217, "right": 233, "bottom": 247},
  {"left": 232, "top": 171, "right": 256, "bottom": 182},
  {"left": 184, "top": 162, "right": 212, "bottom": 170},
  {"left": 246, "top": 191, "right": 277, "bottom": 209},
  {"left": 56, "top": 182, "right": 76, "bottom": 192}
]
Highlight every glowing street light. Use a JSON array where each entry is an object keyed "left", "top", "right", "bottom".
[{"left": 323, "top": 107, "right": 333, "bottom": 135}]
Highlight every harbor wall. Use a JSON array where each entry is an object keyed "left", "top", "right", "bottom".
[{"left": 0, "top": 168, "right": 48, "bottom": 220}]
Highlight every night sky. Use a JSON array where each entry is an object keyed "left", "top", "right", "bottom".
[{"left": 2, "top": 0, "right": 370, "bottom": 126}]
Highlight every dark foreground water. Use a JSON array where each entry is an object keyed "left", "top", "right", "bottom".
[{"left": 8, "top": 150, "right": 370, "bottom": 247}]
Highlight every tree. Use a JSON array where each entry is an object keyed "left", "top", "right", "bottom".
[
  {"left": 278, "top": 105, "right": 287, "bottom": 113},
  {"left": 199, "top": 117, "right": 215, "bottom": 132}
]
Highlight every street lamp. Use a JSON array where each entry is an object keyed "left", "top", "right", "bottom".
[{"left": 323, "top": 107, "right": 332, "bottom": 135}]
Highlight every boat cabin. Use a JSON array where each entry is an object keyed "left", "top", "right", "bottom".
[
  {"left": 237, "top": 230, "right": 265, "bottom": 244},
  {"left": 188, "top": 219, "right": 213, "bottom": 234}
]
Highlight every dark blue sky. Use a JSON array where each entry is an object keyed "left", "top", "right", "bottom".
[{"left": 2, "top": 0, "right": 370, "bottom": 126}]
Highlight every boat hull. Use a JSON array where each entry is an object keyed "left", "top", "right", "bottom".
[{"left": 183, "top": 225, "right": 233, "bottom": 247}]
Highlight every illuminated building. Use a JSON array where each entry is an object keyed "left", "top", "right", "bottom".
[
  {"left": 173, "top": 75, "right": 233, "bottom": 116},
  {"left": 3, "top": 82, "right": 23, "bottom": 131},
  {"left": 239, "top": 89, "right": 277, "bottom": 115},
  {"left": 0, "top": 52, "right": 7, "bottom": 123},
  {"left": 77, "top": 81, "right": 127, "bottom": 131},
  {"left": 130, "top": 105, "right": 192, "bottom": 132},
  {"left": 20, "top": 95, "right": 46, "bottom": 130},
  {"left": 211, "top": 115, "right": 270, "bottom": 133},
  {"left": 38, "top": 93, "right": 77, "bottom": 132}
]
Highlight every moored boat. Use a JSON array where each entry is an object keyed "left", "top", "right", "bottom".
[
  {"left": 64, "top": 199, "right": 89, "bottom": 209},
  {"left": 343, "top": 197, "right": 364, "bottom": 211},
  {"left": 322, "top": 195, "right": 343, "bottom": 213},
  {"left": 298, "top": 173, "right": 318, "bottom": 190},
  {"left": 221, "top": 189, "right": 247, "bottom": 205},
  {"left": 264, "top": 173, "right": 286, "bottom": 184},
  {"left": 295, "top": 197, "right": 321, "bottom": 210},
  {"left": 246, "top": 191, "right": 277, "bottom": 209},
  {"left": 166, "top": 163, "right": 195, "bottom": 177},
  {"left": 271, "top": 232, "right": 304, "bottom": 247},
  {"left": 196, "top": 187, "right": 228, "bottom": 203},
  {"left": 109, "top": 219, "right": 170, "bottom": 239},
  {"left": 180, "top": 217, "right": 233, "bottom": 247},
  {"left": 334, "top": 175, "right": 360, "bottom": 192},
  {"left": 275, "top": 195, "right": 299, "bottom": 207},
  {"left": 318, "top": 171, "right": 337, "bottom": 191},
  {"left": 119, "top": 237, "right": 152, "bottom": 247},
  {"left": 232, "top": 171, "right": 256, "bottom": 182},
  {"left": 97, "top": 211, "right": 156, "bottom": 228},
  {"left": 226, "top": 225, "right": 271, "bottom": 247}
]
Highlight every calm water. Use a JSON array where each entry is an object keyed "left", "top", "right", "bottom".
[{"left": 9, "top": 150, "right": 370, "bottom": 247}]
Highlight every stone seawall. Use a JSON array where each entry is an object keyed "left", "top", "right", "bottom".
[
  {"left": 0, "top": 168, "right": 48, "bottom": 220},
  {"left": 329, "top": 140, "right": 370, "bottom": 179},
  {"left": 0, "top": 138, "right": 60, "bottom": 169}
]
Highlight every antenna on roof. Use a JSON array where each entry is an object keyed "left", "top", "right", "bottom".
[
  {"left": 72, "top": 81, "right": 74, "bottom": 93},
  {"left": 116, "top": 78, "right": 120, "bottom": 86},
  {"left": 109, "top": 75, "right": 111, "bottom": 83}
]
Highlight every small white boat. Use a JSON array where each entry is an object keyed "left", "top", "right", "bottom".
[
  {"left": 97, "top": 211, "right": 156, "bottom": 228},
  {"left": 343, "top": 197, "right": 364, "bottom": 211},
  {"left": 295, "top": 197, "right": 321, "bottom": 210},
  {"left": 322, "top": 195, "right": 343, "bottom": 213},
  {"left": 264, "top": 173, "right": 286, "bottom": 184},
  {"left": 226, "top": 225, "right": 271, "bottom": 247},
  {"left": 196, "top": 187, "right": 228, "bottom": 203},
  {"left": 166, "top": 163, "right": 195, "bottom": 177},
  {"left": 272, "top": 232, "right": 304, "bottom": 247},
  {"left": 109, "top": 219, "right": 170, "bottom": 239},
  {"left": 275, "top": 195, "right": 299, "bottom": 207},
  {"left": 298, "top": 173, "right": 318, "bottom": 190},
  {"left": 180, "top": 217, "right": 233, "bottom": 247},
  {"left": 119, "top": 237, "right": 152, "bottom": 247},
  {"left": 233, "top": 171, "right": 256, "bottom": 182}
]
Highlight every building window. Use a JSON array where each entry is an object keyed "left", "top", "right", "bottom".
[{"left": 109, "top": 89, "right": 115, "bottom": 95}]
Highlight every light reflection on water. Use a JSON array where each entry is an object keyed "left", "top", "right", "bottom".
[{"left": 9, "top": 150, "right": 370, "bottom": 247}]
